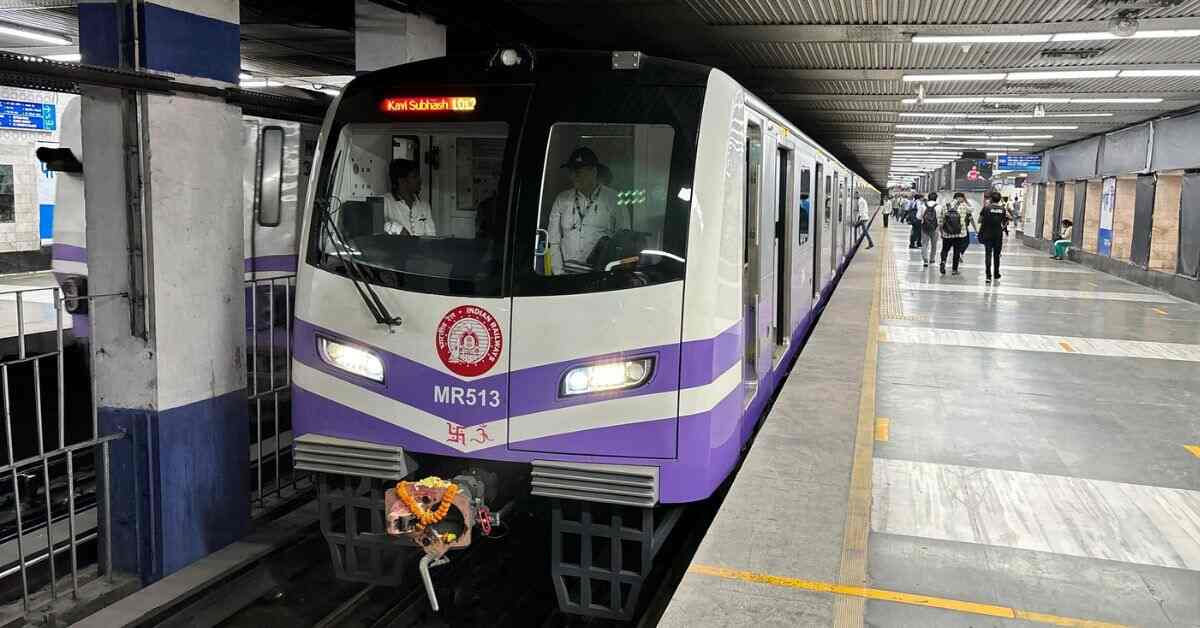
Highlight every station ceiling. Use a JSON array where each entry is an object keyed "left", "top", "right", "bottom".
[{"left": 4, "top": 0, "right": 1200, "bottom": 187}]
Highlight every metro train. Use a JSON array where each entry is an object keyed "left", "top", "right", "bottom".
[
  {"left": 46, "top": 95, "right": 319, "bottom": 330},
  {"left": 291, "top": 49, "right": 879, "bottom": 618}
]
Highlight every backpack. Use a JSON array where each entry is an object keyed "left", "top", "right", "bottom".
[
  {"left": 921, "top": 204, "right": 939, "bottom": 234},
  {"left": 943, "top": 206, "right": 963, "bottom": 235}
]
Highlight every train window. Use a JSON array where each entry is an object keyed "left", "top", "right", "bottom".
[
  {"left": 257, "top": 126, "right": 284, "bottom": 227},
  {"left": 311, "top": 121, "right": 511, "bottom": 293},
  {"left": 799, "top": 167, "right": 812, "bottom": 245},
  {"left": 534, "top": 123, "right": 679, "bottom": 277}
]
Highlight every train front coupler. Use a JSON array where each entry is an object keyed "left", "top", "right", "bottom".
[{"left": 384, "top": 471, "right": 500, "bottom": 610}]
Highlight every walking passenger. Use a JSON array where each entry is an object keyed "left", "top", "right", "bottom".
[
  {"left": 1052, "top": 218, "right": 1074, "bottom": 260},
  {"left": 979, "top": 191, "right": 1007, "bottom": 283},
  {"left": 908, "top": 194, "right": 923, "bottom": 249},
  {"left": 917, "top": 193, "right": 941, "bottom": 266},
  {"left": 938, "top": 193, "right": 975, "bottom": 276},
  {"left": 856, "top": 192, "right": 875, "bottom": 248}
]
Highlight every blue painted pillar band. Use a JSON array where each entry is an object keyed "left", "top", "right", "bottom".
[
  {"left": 78, "top": 1, "right": 239, "bottom": 83},
  {"left": 100, "top": 390, "right": 249, "bottom": 581}
]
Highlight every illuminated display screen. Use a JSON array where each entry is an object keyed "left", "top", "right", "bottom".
[{"left": 381, "top": 96, "right": 477, "bottom": 113}]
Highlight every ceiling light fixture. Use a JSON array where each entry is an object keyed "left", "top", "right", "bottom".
[
  {"left": 0, "top": 23, "right": 71, "bottom": 45},
  {"left": 897, "top": 112, "right": 1114, "bottom": 119},
  {"left": 1005, "top": 69, "right": 1119, "bottom": 80},
  {"left": 239, "top": 80, "right": 270, "bottom": 88},
  {"left": 43, "top": 53, "right": 81, "bottom": 62},
  {"left": 1119, "top": 69, "right": 1200, "bottom": 77},
  {"left": 895, "top": 124, "right": 1077, "bottom": 130},
  {"left": 911, "top": 34, "right": 1053, "bottom": 44},
  {"left": 911, "top": 30, "right": 1200, "bottom": 45},
  {"left": 1070, "top": 97, "right": 1164, "bottom": 103},
  {"left": 902, "top": 73, "right": 1007, "bottom": 82},
  {"left": 902, "top": 96, "right": 1160, "bottom": 105}
]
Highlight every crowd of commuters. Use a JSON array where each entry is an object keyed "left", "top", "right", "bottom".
[{"left": 886, "top": 190, "right": 1016, "bottom": 283}]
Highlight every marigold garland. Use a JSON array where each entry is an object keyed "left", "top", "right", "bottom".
[{"left": 395, "top": 478, "right": 459, "bottom": 530}]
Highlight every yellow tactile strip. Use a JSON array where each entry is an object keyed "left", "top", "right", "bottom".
[
  {"left": 690, "top": 564, "right": 1130, "bottom": 628},
  {"left": 830, "top": 227, "right": 883, "bottom": 628},
  {"left": 880, "top": 239, "right": 926, "bottom": 322}
]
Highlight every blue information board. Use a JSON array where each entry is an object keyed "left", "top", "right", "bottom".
[
  {"left": 0, "top": 100, "right": 55, "bottom": 131},
  {"left": 997, "top": 153, "right": 1041, "bottom": 172}
]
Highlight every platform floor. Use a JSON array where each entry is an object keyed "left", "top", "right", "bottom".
[{"left": 661, "top": 220, "right": 1200, "bottom": 627}]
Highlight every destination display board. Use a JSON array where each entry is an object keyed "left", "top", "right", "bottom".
[{"left": 997, "top": 153, "right": 1042, "bottom": 172}]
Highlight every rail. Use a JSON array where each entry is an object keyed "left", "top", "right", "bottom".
[
  {"left": 0, "top": 285, "right": 123, "bottom": 613},
  {"left": 246, "top": 274, "right": 310, "bottom": 515}
]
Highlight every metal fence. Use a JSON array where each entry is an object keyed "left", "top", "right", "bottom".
[
  {"left": 0, "top": 284, "right": 120, "bottom": 613},
  {"left": 246, "top": 274, "right": 309, "bottom": 515}
]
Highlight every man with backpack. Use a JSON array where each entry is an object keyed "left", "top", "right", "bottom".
[
  {"left": 978, "top": 191, "right": 1008, "bottom": 283},
  {"left": 916, "top": 193, "right": 941, "bottom": 267},
  {"left": 938, "top": 193, "right": 976, "bottom": 275},
  {"left": 907, "top": 194, "right": 924, "bottom": 249}
]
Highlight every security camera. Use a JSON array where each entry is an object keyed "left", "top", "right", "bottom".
[{"left": 1108, "top": 16, "right": 1138, "bottom": 38}]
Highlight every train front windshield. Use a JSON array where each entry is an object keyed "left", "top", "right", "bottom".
[{"left": 308, "top": 84, "right": 701, "bottom": 298}]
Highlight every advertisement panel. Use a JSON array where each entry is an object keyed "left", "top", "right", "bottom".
[
  {"left": 953, "top": 157, "right": 993, "bottom": 191},
  {"left": 1098, "top": 177, "right": 1116, "bottom": 256}
]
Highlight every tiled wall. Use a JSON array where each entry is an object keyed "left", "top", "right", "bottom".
[
  {"left": 0, "top": 87, "right": 63, "bottom": 254},
  {"left": 1149, "top": 173, "right": 1182, "bottom": 272},
  {"left": 1041, "top": 185, "right": 1055, "bottom": 239},
  {"left": 1111, "top": 177, "right": 1137, "bottom": 261},
  {"left": 1083, "top": 179, "right": 1102, "bottom": 253}
]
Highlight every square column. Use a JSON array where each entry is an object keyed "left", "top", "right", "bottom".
[{"left": 77, "top": 0, "right": 248, "bottom": 582}]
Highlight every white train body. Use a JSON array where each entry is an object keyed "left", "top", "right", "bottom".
[{"left": 290, "top": 51, "right": 879, "bottom": 509}]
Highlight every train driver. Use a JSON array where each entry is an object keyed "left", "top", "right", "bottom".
[
  {"left": 546, "top": 147, "right": 620, "bottom": 274},
  {"left": 383, "top": 158, "right": 436, "bottom": 237}
]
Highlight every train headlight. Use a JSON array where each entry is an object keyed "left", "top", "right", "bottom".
[
  {"left": 317, "top": 336, "right": 384, "bottom": 383},
  {"left": 560, "top": 357, "right": 654, "bottom": 397}
]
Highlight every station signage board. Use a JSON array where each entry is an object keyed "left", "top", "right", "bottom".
[
  {"left": 0, "top": 99, "right": 55, "bottom": 132},
  {"left": 996, "top": 153, "right": 1042, "bottom": 172}
]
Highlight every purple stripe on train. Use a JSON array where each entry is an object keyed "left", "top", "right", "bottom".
[
  {"left": 51, "top": 243, "right": 88, "bottom": 263},
  {"left": 292, "top": 384, "right": 744, "bottom": 503},
  {"left": 293, "top": 318, "right": 742, "bottom": 427},
  {"left": 291, "top": 217, "right": 875, "bottom": 502},
  {"left": 244, "top": 255, "right": 297, "bottom": 273}
]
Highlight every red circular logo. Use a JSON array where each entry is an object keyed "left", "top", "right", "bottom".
[{"left": 435, "top": 306, "right": 503, "bottom": 377}]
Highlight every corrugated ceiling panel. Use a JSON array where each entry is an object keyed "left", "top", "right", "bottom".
[
  {"left": 686, "top": 0, "right": 1200, "bottom": 25},
  {"left": 730, "top": 39, "right": 1200, "bottom": 70}
]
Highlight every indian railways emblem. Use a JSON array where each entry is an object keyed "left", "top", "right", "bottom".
[{"left": 435, "top": 305, "right": 502, "bottom": 377}]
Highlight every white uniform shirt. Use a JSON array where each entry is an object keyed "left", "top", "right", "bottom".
[
  {"left": 383, "top": 195, "right": 436, "bottom": 236},
  {"left": 546, "top": 184, "right": 620, "bottom": 274},
  {"left": 856, "top": 197, "right": 870, "bottom": 222}
]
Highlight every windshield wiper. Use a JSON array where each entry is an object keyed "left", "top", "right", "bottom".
[{"left": 318, "top": 199, "right": 402, "bottom": 328}]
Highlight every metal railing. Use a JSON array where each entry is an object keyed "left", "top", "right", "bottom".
[
  {"left": 0, "top": 285, "right": 121, "bottom": 612},
  {"left": 246, "top": 274, "right": 309, "bottom": 515}
]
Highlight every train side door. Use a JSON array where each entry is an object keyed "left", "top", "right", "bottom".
[
  {"left": 772, "top": 141, "right": 793, "bottom": 364},
  {"left": 815, "top": 162, "right": 829, "bottom": 293},
  {"left": 827, "top": 170, "right": 838, "bottom": 282},
  {"left": 795, "top": 156, "right": 815, "bottom": 319},
  {"left": 742, "top": 119, "right": 763, "bottom": 407}
]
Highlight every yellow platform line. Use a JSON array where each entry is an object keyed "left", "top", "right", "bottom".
[
  {"left": 831, "top": 221, "right": 884, "bottom": 628},
  {"left": 689, "top": 564, "right": 1130, "bottom": 628},
  {"left": 1152, "top": 307, "right": 1168, "bottom": 316},
  {"left": 874, "top": 418, "right": 890, "bottom": 442},
  {"left": 1185, "top": 445, "right": 1200, "bottom": 458},
  {"left": 1058, "top": 340, "right": 1077, "bottom": 353}
]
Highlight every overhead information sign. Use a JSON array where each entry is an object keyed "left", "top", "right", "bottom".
[
  {"left": 0, "top": 100, "right": 55, "bottom": 132},
  {"left": 997, "top": 153, "right": 1042, "bottom": 172}
]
